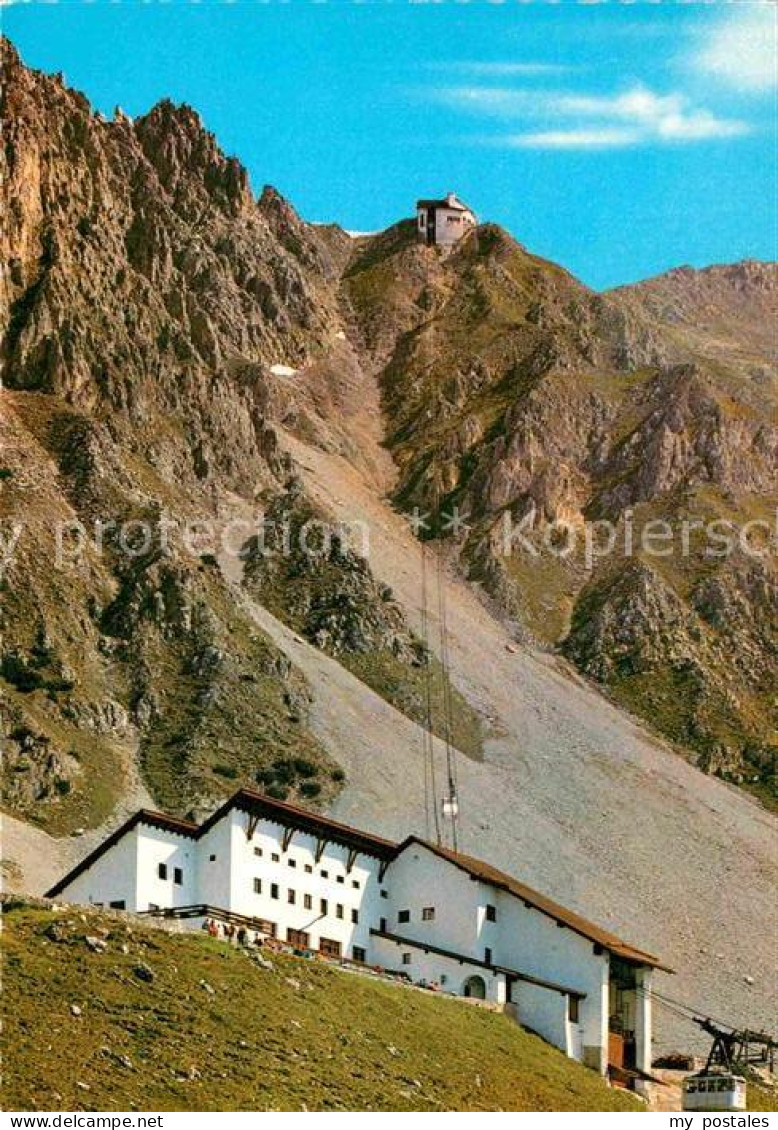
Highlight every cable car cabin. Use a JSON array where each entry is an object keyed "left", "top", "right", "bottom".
[{"left": 683, "top": 1074, "right": 747, "bottom": 1112}]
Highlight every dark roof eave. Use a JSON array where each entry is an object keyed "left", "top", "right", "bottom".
[
  {"left": 45, "top": 790, "right": 396, "bottom": 899},
  {"left": 371, "top": 928, "right": 586, "bottom": 999},
  {"left": 416, "top": 198, "right": 474, "bottom": 212},
  {"left": 396, "top": 836, "right": 671, "bottom": 972},
  {"left": 44, "top": 810, "right": 198, "bottom": 897},
  {"left": 198, "top": 789, "right": 396, "bottom": 860}
]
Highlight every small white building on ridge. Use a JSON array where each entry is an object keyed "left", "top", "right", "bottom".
[
  {"left": 416, "top": 192, "right": 477, "bottom": 247},
  {"left": 46, "top": 788, "right": 668, "bottom": 1079}
]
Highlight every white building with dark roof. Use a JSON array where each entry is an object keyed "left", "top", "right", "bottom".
[
  {"left": 46, "top": 788, "right": 668, "bottom": 1080},
  {"left": 416, "top": 192, "right": 477, "bottom": 246}
]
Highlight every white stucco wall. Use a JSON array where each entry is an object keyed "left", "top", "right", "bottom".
[
  {"left": 371, "top": 932, "right": 506, "bottom": 1002},
  {"left": 382, "top": 842, "right": 610, "bottom": 1068},
  {"left": 196, "top": 812, "right": 234, "bottom": 909},
  {"left": 635, "top": 968, "right": 653, "bottom": 1074},
  {"left": 495, "top": 887, "right": 610, "bottom": 1070},
  {"left": 135, "top": 825, "right": 197, "bottom": 910},
  {"left": 434, "top": 206, "right": 476, "bottom": 246},
  {"left": 382, "top": 843, "right": 488, "bottom": 957},
  {"left": 515, "top": 981, "right": 575, "bottom": 1057},
  {"left": 221, "top": 811, "right": 385, "bottom": 959},
  {"left": 58, "top": 826, "right": 141, "bottom": 909}
]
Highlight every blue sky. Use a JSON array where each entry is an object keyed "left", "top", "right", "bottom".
[{"left": 4, "top": 1, "right": 776, "bottom": 289}]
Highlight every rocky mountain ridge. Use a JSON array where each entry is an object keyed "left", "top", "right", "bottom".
[
  {"left": 1, "top": 34, "right": 775, "bottom": 843},
  {"left": 343, "top": 219, "right": 776, "bottom": 796}
]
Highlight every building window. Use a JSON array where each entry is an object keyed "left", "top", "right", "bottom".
[
  {"left": 288, "top": 859, "right": 297, "bottom": 868},
  {"left": 379, "top": 917, "right": 388, "bottom": 932},
  {"left": 484, "top": 947, "right": 493, "bottom": 965},
  {"left": 351, "top": 908, "right": 359, "bottom": 924},
  {"left": 148, "top": 903, "right": 160, "bottom": 912},
  {"left": 272, "top": 853, "right": 280, "bottom": 862},
  {"left": 157, "top": 863, "right": 167, "bottom": 880},
  {"left": 568, "top": 996, "right": 580, "bottom": 1024},
  {"left": 174, "top": 867, "right": 183, "bottom": 886},
  {"left": 253, "top": 878, "right": 262, "bottom": 894},
  {"left": 254, "top": 847, "right": 263, "bottom": 857},
  {"left": 304, "top": 893, "right": 313, "bottom": 910},
  {"left": 320, "top": 869, "right": 329, "bottom": 879},
  {"left": 485, "top": 904, "right": 497, "bottom": 922},
  {"left": 351, "top": 880, "right": 360, "bottom": 890},
  {"left": 336, "top": 875, "right": 344, "bottom": 884},
  {"left": 109, "top": 900, "right": 126, "bottom": 910},
  {"left": 422, "top": 907, "right": 435, "bottom": 921},
  {"left": 398, "top": 909, "right": 410, "bottom": 924},
  {"left": 288, "top": 889, "right": 296, "bottom": 905},
  {"left": 320, "top": 898, "right": 328, "bottom": 915},
  {"left": 352, "top": 946, "right": 367, "bottom": 963},
  {"left": 271, "top": 883, "right": 279, "bottom": 900},
  {"left": 336, "top": 904, "right": 344, "bottom": 920},
  {"left": 209, "top": 854, "right": 216, "bottom": 862},
  {"left": 418, "top": 213, "right": 426, "bottom": 230},
  {"left": 304, "top": 864, "right": 313, "bottom": 873},
  {"left": 319, "top": 937, "right": 342, "bottom": 958},
  {"left": 440, "top": 974, "right": 448, "bottom": 986},
  {"left": 380, "top": 889, "right": 388, "bottom": 899},
  {"left": 287, "top": 928, "right": 309, "bottom": 949},
  {"left": 402, "top": 953, "right": 412, "bottom": 966}
]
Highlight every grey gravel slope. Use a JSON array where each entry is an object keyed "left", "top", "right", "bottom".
[{"left": 271, "top": 432, "right": 776, "bottom": 1054}]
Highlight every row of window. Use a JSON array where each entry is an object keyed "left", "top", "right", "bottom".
[
  {"left": 395, "top": 905, "right": 496, "bottom": 925},
  {"left": 252, "top": 880, "right": 359, "bottom": 923},
  {"left": 251, "top": 847, "right": 361, "bottom": 888},
  {"left": 154, "top": 867, "right": 496, "bottom": 927},
  {"left": 395, "top": 943, "right": 494, "bottom": 967},
  {"left": 685, "top": 1078, "right": 742, "bottom": 1094},
  {"left": 157, "top": 863, "right": 183, "bottom": 884},
  {"left": 397, "top": 907, "right": 436, "bottom": 924},
  {"left": 256, "top": 920, "right": 367, "bottom": 964}
]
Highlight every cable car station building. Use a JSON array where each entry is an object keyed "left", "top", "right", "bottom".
[
  {"left": 47, "top": 788, "right": 668, "bottom": 1077},
  {"left": 416, "top": 192, "right": 477, "bottom": 247}
]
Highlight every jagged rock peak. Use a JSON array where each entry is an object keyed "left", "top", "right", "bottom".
[
  {"left": 259, "top": 183, "right": 302, "bottom": 222},
  {"left": 134, "top": 99, "right": 251, "bottom": 216},
  {"left": 1, "top": 34, "right": 21, "bottom": 68}
]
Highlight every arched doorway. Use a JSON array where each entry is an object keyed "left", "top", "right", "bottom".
[{"left": 462, "top": 975, "right": 487, "bottom": 1000}]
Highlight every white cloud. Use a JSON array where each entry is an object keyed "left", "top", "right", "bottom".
[
  {"left": 556, "top": 87, "right": 749, "bottom": 142},
  {"left": 505, "top": 128, "right": 640, "bottom": 151},
  {"left": 692, "top": 5, "right": 777, "bottom": 93},
  {"left": 429, "top": 87, "right": 539, "bottom": 115},
  {"left": 654, "top": 109, "right": 747, "bottom": 142},
  {"left": 558, "top": 89, "right": 680, "bottom": 121},
  {"left": 427, "top": 61, "right": 569, "bottom": 77},
  {"left": 433, "top": 82, "right": 750, "bottom": 150}
]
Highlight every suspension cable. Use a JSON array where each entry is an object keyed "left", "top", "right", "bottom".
[
  {"left": 429, "top": 462, "right": 460, "bottom": 853},
  {"left": 435, "top": 527, "right": 460, "bottom": 851},
  {"left": 635, "top": 984, "right": 763, "bottom": 1037},
  {"left": 420, "top": 533, "right": 441, "bottom": 845}
]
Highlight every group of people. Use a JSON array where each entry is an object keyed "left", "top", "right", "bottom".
[{"left": 202, "top": 916, "right": 265, "bottom": 948}]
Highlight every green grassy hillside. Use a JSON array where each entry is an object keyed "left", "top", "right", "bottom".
[{"left": 3, "top": 902, "right": 641, "bottom": 1112}]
